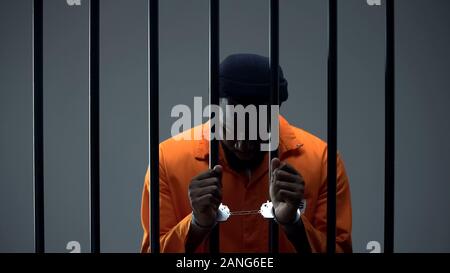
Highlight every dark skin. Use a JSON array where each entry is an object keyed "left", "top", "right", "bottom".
[{"left": 185, "top": 98, "right": 311, "bottom": 253}]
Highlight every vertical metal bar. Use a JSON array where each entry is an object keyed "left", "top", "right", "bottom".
[
  {"left": 384, "top": 0, "right": 395, "bottom": 254},
  {"left": 33, "top": 0, "right": 45, "bottom": 254},
  {"left": 149, "top": 0, "right": 160, "bottom": 254},
  {"left": 327, "top": 0, "right": 337, "bottom": 254},
  {"left": 209, "top": 0, "right": 220, "bottom": 254},
  {"left": 89, "top": 0, "right": 101, "bottom": 253},
  {"left": 269, "top": 0, "right": 279, "bottom": 254}
]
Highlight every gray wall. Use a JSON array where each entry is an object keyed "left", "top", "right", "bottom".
[{"left": 1, "top": 0, "right": 449, "bottom": 253}]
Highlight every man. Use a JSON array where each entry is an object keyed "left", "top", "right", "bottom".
[{"left": 141, "top": 53, "right": 352, "bottom": 253}]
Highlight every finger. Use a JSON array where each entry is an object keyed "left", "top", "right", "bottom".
[
  {"left": 193, "top": 169, "right": 216, "bottom": 180},
  {"left": 195, "top": 193, "right": 220, "bottom": 207},
  {"left": 274, "top": 169, "right": 299, "bottom": 182},
  {"left": 196, "top": 177, "right": 221, "bottom": 187},
  {"left": 271, "top": 158, "right": 281, "bottom": 183},
  {"left": 212, "top": 165, "right": 223, "bottom": 176},
  {"left": 196, "top": 194, "right": 221, "bottom": 209},
  {"left": 271, "top": 158, "right": 281, "bottom": 173},
  {"left": 275, "top": 181, "right": 303, "bottom": 193},
  {"left": 278, "top": 189, "right": 302, "bottom": 206},
  {"left": 196, "top": 201, "right": 219, "bottom": 213},
  {"left": 272, "top": 180, "right": 302, "bottom": 197},
  {"left": 193, "top": 185, "right": 222, "bottom": 200},
  {"left": 279, "top": 162, "right": 300, "bottom": 176},
  {"left": 212, "top": 165, "right": 223, "bottom": 187}
]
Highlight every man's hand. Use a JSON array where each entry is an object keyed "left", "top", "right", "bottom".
[
  {"left": 188, "top": 165, "right": 223, "bottom": 228},
  {"left": 270, "top": 158, "right": 305, "bottom": 225}
]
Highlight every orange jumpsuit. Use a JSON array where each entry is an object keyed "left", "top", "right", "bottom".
[{"left": 141, "top": 116, "right": 352, "bottom": 253}]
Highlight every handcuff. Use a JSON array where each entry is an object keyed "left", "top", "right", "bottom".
[{"left": 215, "top": 200, "right": 306, "bottom": 223}]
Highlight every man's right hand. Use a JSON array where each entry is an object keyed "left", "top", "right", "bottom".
[{"left": 188, "top": 165, "right": 223, "bottom": 228}]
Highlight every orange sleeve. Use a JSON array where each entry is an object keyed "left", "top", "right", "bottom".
[
  {"left": 140, "top": 146, "right": 195, "bottom": 253},
  {"left": 301, "top": 152, "right": 353, "bottom": 253}
]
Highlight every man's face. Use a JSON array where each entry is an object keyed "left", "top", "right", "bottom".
[{"left": 219, "top": 97, "right": 271, "bottom": 162}]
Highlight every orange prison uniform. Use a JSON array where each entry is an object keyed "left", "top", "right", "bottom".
[{"left": 141, "top": 115, "right": 352, "bottom": 253}]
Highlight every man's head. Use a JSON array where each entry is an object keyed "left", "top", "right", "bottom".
[{"left": 218, "top": 53, "right": 288, "bottom": 168}]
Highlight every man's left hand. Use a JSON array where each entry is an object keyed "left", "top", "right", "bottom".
[{"left": 269, "top": 158, "right": 305, "bottom": 225}]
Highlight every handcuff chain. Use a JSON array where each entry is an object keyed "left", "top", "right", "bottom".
[{"left": 229, "top": 209, "right": 261, "bottom": 216}]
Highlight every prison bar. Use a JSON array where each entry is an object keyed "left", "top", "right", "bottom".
[
  {"left": 326, "top": 0, "right": 337, "bottom": 254},
  {"left": 384, "top": 0, "right": 395, "bottom": 254},
  {"left": 269, "top": 0, "right": 280, "bottom": 254},
  {"left": 208, "top": 0, "right": 220, "bottom": 254},
  {"left": 149, "top": 0, "right": 160, "bottom": 254},
  {"left": 89, "top": 0, "right": 101, "bottom": 253},
  {"left": 33, "top": 0, "right": 45, "bottom": 254}
]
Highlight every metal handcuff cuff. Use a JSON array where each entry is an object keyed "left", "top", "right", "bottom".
[{"left": 215, "top": 200, "right": 306, "bottom": 224}]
